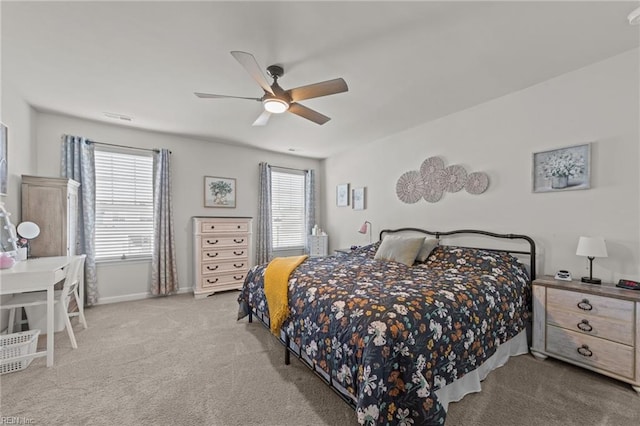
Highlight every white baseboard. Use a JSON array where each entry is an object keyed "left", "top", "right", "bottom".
[{"left": 95, "top": 287, "right": 192, "bottom": 305}]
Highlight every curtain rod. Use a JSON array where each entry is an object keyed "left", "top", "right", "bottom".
[
  {"left": 270, "top": 164, "right": 307, "bottom": 172},
  {"left": 88, "top": 140, "right": 170, "bottom": 154}
]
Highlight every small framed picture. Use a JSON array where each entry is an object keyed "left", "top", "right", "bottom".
[
  {"left": 204, "top": 176, "right": 236, "bottom": 208},
  {"left": 336, "top": 183, "right": 349, "bottom": 207},
  {"left": 352, "top": 187, "right": 365, "bottom": 210},
  {"left": 532, "top": 143, "right": 591, "bottom": 193}
]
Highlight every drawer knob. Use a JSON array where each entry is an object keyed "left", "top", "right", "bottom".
[
  {"left": 233, "top": 250, "right": 244, "bottom": 256},
  {"left": 206, "top": 265, "right": 219, "bottom": 271},
  {"left": 207, "top": 252, "right": 219, "bottom": 258},
  {"left": 207, "top": 239, "right": 219, "bottom": 245},
  {"left": 233, "top": 263, "right": 244, "bottom": 268},
  {"left": 207, "top": 278, "right": 219, "bottom": 284},
  {"left": 576, "top": 344, "right": 593, "bottom": 357},
  {"left": 237, "top": 225, "right": 241, "bottom": 229},
  {"left": 233, "top": 238, "right": 244, "bottom": 244},
  {"left": 577, "top": 319, "right": 593, "bottom": 332},
  {"left": 210, "top": 225, "right": 215, "bottom": 229},
  {"left": 234, "top": 275, "right": 244, "bottom": 280},
  {"left": 577, "top": 299, "right": 593, "bottom": 311}
]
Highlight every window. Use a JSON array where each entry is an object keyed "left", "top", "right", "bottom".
[
  {"left": 271, "top": 169, "right": 306, "bottom": 250},
  {"left": 94, "top": 148, "right": 154, "bottom": 260}
]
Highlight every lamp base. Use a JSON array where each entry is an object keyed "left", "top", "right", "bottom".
[{"left": 581, "top": 277, "right": 602, "bottom": 285}]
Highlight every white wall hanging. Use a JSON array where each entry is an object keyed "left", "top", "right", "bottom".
[{"left": 396, "top": 156, "right": 489, "bottom": 204}]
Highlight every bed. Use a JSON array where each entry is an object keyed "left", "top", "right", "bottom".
[{"left": 237, "top": 228, "right": 536, "bottom": 425}]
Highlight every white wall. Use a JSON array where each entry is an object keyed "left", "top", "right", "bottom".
[
  {"left": 1, "top": 74, "right": 38, "bottom": 329},
  {"left": 323, "top": 49, "right": 640, "bottom": 284},
  {"left": 33, "top": 112, "right": 322, "bottom": 303}
]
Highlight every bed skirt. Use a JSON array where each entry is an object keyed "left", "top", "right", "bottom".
[
  {"left": 248, "top": 308, "right": 529, "bottom": 413},
  {"left": 435, "top": 329, "right": 529, "bottom": 412}
]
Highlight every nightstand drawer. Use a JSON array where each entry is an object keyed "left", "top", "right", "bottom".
[
  {"left": 546, "top": 306, "right": 633, "bottom": 345},
  {"left": 546, "top": 325, "right": 634, "bottom": 379},
  {"left": 547, "top": 287, "right": 634, "bottom": 323}
]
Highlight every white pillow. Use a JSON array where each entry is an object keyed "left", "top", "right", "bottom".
[
  {"left": 374, "top": 235, "right": 425, "bottom": 266},
  {"left": 416, "top": 238, "right": 439, "bottom": 262}
]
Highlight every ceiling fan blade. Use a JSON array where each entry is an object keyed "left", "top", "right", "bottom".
[
  {"left": 194, "top": 92, "right": 261, "bottom": 101},
  {"left": 230, "top": 51, "right": 274, "bottom": 95},
  {"left": 252, "top": 111, "right": 271, "bottom": 126},
  {"left": 287, "top": 78, "right": 348, "bottom": 102},
  {"left": 288, "top": 103, "right": 330, "bottom": 125}
]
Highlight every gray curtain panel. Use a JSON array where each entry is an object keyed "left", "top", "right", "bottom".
[
  {"left": 60, "top": 134, "right": 99, "bottom": 306},
  {"left": 256, "top": 162, "right": 272, "bottom": 265},
  {"left": 151, "top": 149, "right": 179, "bottom": 295},
  {"left": 304, "top": 169, "right": 316, "bottom": 255}
]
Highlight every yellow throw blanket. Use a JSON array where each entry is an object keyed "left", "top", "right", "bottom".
[{"left": 264, "top": 255, "right": 308, "bottom": 335}]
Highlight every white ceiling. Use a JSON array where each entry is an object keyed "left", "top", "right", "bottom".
[{"left": 2, "top": 1, "right": 639, "bottom": 159}]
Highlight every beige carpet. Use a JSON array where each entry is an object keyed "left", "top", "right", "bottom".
[{"left": 1, "top": 292, "right": 638, "bottom": 425}]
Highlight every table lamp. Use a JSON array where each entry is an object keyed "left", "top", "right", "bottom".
[
  {"left": 576, "top": 236, "right": 607, "bottom": 284},
  {"left": 358, "top": 221, "right": 372, "bottom": 244}
]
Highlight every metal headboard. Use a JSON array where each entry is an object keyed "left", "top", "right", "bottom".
[{"left": 379, "top": 228, "right": 537, "bottom": 281}]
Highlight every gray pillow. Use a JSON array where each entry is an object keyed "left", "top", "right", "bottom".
[
  {"left": 416, "top": 238, "right": 439, "bottom": 262},
  {"left": 374, "top": 235, "right": 425, "bottom": 266}
]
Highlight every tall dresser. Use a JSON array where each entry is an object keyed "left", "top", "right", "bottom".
[
  {"left": 21, "top": 175, "right": 79, "bottom": 257},
  {"left": 193, "top": 217, "right": 252, "bottom": 298}
]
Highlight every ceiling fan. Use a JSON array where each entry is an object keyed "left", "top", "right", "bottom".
[{"left": 195, "top": 51, "right": 348, "bottom": 126}]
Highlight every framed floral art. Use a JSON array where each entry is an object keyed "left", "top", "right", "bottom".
[{"left": 532, "top": 143, "right": 590, "bottom": 193}]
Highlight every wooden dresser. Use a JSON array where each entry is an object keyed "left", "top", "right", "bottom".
[
  {"left": 192, "top": 217, "right": 252, "bottom": 298},
  {"left": 531, "top": 276, "right": 640, "bottom": 393}
]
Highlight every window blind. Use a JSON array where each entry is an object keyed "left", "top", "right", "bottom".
[
  {"left": 94, "top": 149, "right": 154, "bottom": 260},
  {"left": 271, "top": 169, "right": 306, "bottom": 250}
]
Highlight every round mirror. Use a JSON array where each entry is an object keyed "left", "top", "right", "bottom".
[{"left": 17, "top": 221, "right": 41, "bottom": 239}]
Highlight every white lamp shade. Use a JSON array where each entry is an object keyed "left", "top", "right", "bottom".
[{"left": 576, "top": 236, "right": 608, "bottom": 258}]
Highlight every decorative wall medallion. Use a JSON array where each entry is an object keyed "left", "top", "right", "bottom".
[
  {"left": 397, "top": 155, "right": 490, "bottom": 204},
  {"left": 423, "top": 186, "right": 444, "bottom": 203},
  {"left": 465, "top": 171, "right": 489, "bottom": 194},
  {"left": 442, "top": 165, "right": 467, "bottom": 192},
  {"left": 420, "top": 156, "right": 445, "bottom": 179},
  {"left": 396, "top": 171, "right": 425, "bottom": 204}
]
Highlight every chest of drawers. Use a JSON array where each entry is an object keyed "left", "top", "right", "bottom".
[
  {"left": 193, "top": 217, "right": 252, "bottom": 298},
  {"left": 309, "top": 235, "right": 328, "bottom": 257},
  {"left": 531, "top": 277, "right": 640, "bottom": 393}
]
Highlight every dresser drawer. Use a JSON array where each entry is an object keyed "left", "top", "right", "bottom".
[
  {"left": 546, "top": 325, "right": 634, "bottom": 379},
  {"left": 202, "top": 247, "right": 248, "bottom": 262},
  {"left": 546, "top": 306, "right": 633, "bottom": 346},
  {"left": 200, "top": 220, "right": 249, "bottom": 234},
  {"left": 201, "top": 259, "right": 249, "bottom": 275},
  {"left": 201, "top": 235, "right": 249, "bottom": 250},
  {"left": 200, "top": 270, "right": 248, "bottom": 289},
  {"left": 547, "top": 287, "right": 634, "bottom": 323}
]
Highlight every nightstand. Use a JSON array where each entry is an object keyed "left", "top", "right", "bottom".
[{"left": 531, "top": 276, "right": 640, "bottom": 394}]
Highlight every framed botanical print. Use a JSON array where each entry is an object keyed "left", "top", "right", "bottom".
[
  {"left": 352, "top": 187, "right": 365, "bottom": 210},
  {"left": 336, "top": 183, "right": 349, "bottom": 207},
  {"left": 204, "top": 176, "right": 236, "bottom": 208}
]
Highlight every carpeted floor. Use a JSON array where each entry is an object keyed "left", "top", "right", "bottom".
[{"left": 1, "top": 291, "right": 638, "bottom": 425}]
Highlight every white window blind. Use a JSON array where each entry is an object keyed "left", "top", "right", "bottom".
[
  {"left": 271, "top": 169, "right": 305, "bottom": 250},
  {"left": 94, "top": 148, "right": 154, "bottom": 260}
]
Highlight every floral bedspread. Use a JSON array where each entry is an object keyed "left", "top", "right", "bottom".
[{"left": 237, "top": 243, "right": 531, "bottom": 425}]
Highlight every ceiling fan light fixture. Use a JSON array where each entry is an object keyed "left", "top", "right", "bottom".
[
  {"left": 263, "top": 98, "right": 289, "bottom": 114},
  {"left": 629, "top": 6, "right": 640, "bottom": 25}
]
